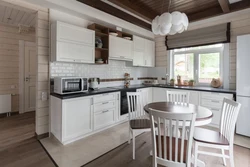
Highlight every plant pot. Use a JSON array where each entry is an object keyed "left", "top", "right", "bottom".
[
  {"left": 188, "top": 82, "right": 194, "bottom": 86},
  {"left": 170, "top": 81, "right": 175, "bottom": 86}
]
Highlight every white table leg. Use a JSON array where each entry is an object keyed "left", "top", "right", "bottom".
[{"left": 192, "top": 155, "right": 205, "bottom": 167}]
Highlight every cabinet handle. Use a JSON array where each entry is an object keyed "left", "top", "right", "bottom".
[
  {"left": 102, "top": 93, "right": 109, "bottom": 96},
  {"left": 211, "top": 100, "right": 220, "bottom": 103},
  {"left": 120, "top": 56, "right": 125, "bottom": 58},
  {"left": 211, "top": 108, "right": 220, "bottom": 111},
  {"left": 102, "top": 110, "right": 109, "bottom": 113},
  {"left": 102, "top": 102, "right": 109, "bottom": 104}
]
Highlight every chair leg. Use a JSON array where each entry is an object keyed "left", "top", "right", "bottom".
[
  {"left": 194, "top": 142, "right": 198, "bottom": 167},
  {"left": 128, "top": 128, "right": 131, "bottom": 144},
  {"left": 221, "top": 149, "right": 227, "bottom": 166},
  {"left": 132, "top": 131, "right": 135, "bottom": 160},
  {"left": 229, "top": 146, "right": 235, "bottom": 167}
]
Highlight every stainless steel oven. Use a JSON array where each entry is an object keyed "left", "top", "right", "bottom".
[{"left": 54, "top": 77, "right": 88, "bottom": 94}]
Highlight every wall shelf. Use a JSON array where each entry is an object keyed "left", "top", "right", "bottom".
[{"left": 88, "top": 23, "right": 133, "bottom": 65}]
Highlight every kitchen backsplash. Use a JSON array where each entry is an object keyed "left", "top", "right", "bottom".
[{"left": 50, "top": 60, "right": 149, "bottom": 87}]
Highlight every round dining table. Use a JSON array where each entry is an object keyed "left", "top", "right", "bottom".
[
  {"left": 144, "top": 102, "right": 213, "bottom": 167},
  {"left": 144, "top": 102, "right": 213, "bottom": 126}
]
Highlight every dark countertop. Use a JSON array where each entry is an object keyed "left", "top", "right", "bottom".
[{"left": 50, "top": 84, "right": 236, "bottom": 100}]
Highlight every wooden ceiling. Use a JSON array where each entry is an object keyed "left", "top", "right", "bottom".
[
  {"left": 78, "top": 0, "right": 250, "bottom": 30},
  {"left": 0, "top": 1, "right": 36, "bottom": 27}
]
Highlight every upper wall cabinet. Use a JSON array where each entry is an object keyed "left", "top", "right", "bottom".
[
  {"left": 133, "top": 35, "right": 155, "bottom": 67},
  {"left": 51, "top": 21, "right": 95, "bottom": 63},
  {"left": 109, "top": 35, "right": 133, "bottom": 61}
]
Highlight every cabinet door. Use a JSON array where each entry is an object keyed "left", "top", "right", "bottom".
[
  {"left": 57, "top": 21, "right": 95, "bottom": 46},
  {"left": 62, "top": 97, "right": 93, "bottom": 141},
  {"left": 152, "top": 88, "right": 166, "bottom": 102},
  {"left": 133, "top": 36, "right": 145, "bottom": 51},
  {"left": 144, "top": 40, "right": 155, "bottom": 67},
  {"left": 94, "top": 108, "right": 115, "bottom": 130},
  {"left": 137, "top": 88, "right": 153, "bottom": 106},
  {"left": 109, "top": 35, "right": 133, "bottom": 60},
  {"left": 133, "top": 51, "right": 144, "bottom": 66},
  {"left": 57, "top": 41, "right": 94, "bottom": 63}
]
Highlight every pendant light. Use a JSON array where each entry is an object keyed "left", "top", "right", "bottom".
[{"left": 152, "top": 0, "right": 189, "bottom": 36}]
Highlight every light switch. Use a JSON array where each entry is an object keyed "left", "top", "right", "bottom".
[{"left": 41, "top": 92, "right": 48, "bottom": 101}]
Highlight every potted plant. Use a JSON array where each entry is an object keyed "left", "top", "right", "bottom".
[
  {"left": 188, "top": 79, "right": 195, "bottom": 86},
  {"left": 170, "top": 78, "right": 175, "bottom": 86}
]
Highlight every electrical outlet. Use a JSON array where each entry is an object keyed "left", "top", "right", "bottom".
[
  {"left": 10, "top": 85, "right": 16, "bottom": 89},
  {"left": 41, "top": 92, "right": 48, "bottom": 101}
]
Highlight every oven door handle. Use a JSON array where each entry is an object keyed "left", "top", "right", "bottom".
[{"left": 81, "top": 78, "right": 84, "bottom": 91}]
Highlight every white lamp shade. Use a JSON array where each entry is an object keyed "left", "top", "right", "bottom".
[
  {"left": 160, "top": 26, "right": 171, "bottom": 35},
  {"left": 177, "top": 26, "right": 185, "bottom": 33},
  {"left": 152, "top": 26, "right": 160, "bottom": 35},
  {"left": 172, "top": 24, "right": 183, "bottom": 32},
  {"left": 171, "top": 11, "right": 183, "bottom": 25},
  {"left": 182, "top": 13, "right": 189, "bottom": 30},
  {"left": 169, "top": 28, "right": 177, "bottom": 35},
  {"left": 159, "top": 13, "right": 172, "bottom": 27}
]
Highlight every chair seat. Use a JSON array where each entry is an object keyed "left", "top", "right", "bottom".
[
  {"left": 130, "top": 119, "right": 152, "bottom": 129},
  {"left": 156, "top": 135, "right": 188, "bottom": 163},
  {"left": 193, "top": 127, "right": 229, "bottom": 145}
]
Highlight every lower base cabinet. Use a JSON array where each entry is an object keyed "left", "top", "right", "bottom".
[{"left": 50, "top": 92, "right": 120, "bottom": 145}]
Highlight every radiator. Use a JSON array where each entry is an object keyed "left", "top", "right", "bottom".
[{"left": 0, "top": 94, "right": 11, "bottom": 114}]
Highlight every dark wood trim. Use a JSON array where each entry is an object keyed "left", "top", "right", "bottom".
[
  {"left": 38, "top": 140, "right": 59, "bottom": 167},
  {"left": 218, "top": 0, "right": 230, "bottom": 13},
  {"left": 107, "top": 0, "right": 156, "bottom": 21},
  {"left": 77, "top": 0, "right": 151, "bottom": 30},
  {"left": 36, "top": 132, "right": 49, "bottom": 140},
  {"left": 137, "top": 77, "right": 157, "bottom": 80}
]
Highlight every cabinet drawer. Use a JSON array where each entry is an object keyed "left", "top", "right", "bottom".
[
  {"left": 94, "top": 108, "right": 115, "bottom": 130},
  {"left": 201, "top": 92, "right": 233, "bottom": 101},
  {"left": 94, "top": 100, "right": 115, "bottom": 112},
  {"left": 93, "top": 93, "right": 116, "bottom": 104},
  {"left": 201, "top": 99, "right": 222, "bottom": 109}
]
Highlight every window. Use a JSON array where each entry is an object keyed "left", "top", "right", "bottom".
[{"left": 171, "top": 44, "right": 223, "bottom": 85}]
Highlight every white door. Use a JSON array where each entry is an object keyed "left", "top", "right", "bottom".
[{"left": 24, "top": 42, "right": 36, "bottom": 112}]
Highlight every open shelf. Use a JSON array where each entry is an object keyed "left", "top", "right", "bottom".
[{"left": 88, "top": 23, "right": 133, "bottom": 65}]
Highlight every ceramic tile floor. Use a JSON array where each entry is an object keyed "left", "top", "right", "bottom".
[
  {"left": 41, "top": 122, "right": 250, "bottom": 167},
  {"left": 40, "top": 122, "right": 137, "bottom": 167}
]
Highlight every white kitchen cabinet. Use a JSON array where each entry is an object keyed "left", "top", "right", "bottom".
[
  {"left": 93, "top": 92, "right": 120, "bottom": 130},
  {"left": 109, "top": 35, "right": 133, "bottom": 61},
  {"left": 200, "top": 92, "right": 233, "bottom": 128},
  {"left": 50, "top": 91, "right": 120, "bottom": 145},
  {"left": 51, "top": 21, "right": 95, "bottom": 63},
  {"left": 144, "top": 39, "right": 155, "bottom": 67},
  {"left": 137, "top": 87, "right": 153, "bottom": 105},
  {"left": 132, "top": 35, "right": 155, "bottom": 67},
  {"left": 152, "top": 87, "right": 167, "bottom": 102},
  {"left": 50, "top": 96, "right": 93, "bottom": 145}
]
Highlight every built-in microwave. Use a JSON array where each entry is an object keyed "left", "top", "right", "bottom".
[{"left": 54, "top": 77, "right": 88, "bottom": 94}]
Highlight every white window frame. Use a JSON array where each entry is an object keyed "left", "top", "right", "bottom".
[{"left": 170, "top": 45, "right": 224, "bottom": 86}]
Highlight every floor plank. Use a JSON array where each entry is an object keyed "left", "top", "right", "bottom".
[{"left": 0, "top": 111, "right": 35, "bottom": 150}]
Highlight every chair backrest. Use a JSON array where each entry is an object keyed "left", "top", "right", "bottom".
[
  {"left": 219, "top": 98, "right": 241, "bottom": 146},
  {"left": 149, "top": 108, "right": 196, "bottom": 167},
  {"left": 166, "top": 90, "right": 190, "bottom": 104},
  {"left": 127, "top": 92, "right": 145, "bottom": 120}
]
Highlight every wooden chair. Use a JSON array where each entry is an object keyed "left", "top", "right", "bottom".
[
  {"left": 149, "top": 108, "right": 196, "bottom": 167},
  {"left": 166, "top": 90, "right": 190, "bottom": 104},
  {"left": 193, "top": 98, "right": 241, "bottom": 167},
  {"left": 127, "top": 92, "right": 151, "bottom": 160}
]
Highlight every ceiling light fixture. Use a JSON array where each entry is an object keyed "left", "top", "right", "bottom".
[{"left": 151, "top": 0, "right": 189, "bottom": 36}]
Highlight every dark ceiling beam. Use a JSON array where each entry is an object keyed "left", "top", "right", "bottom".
[
  {"left": 218, "top": 0, "right": 230, "bottom": 13},
  {"left": 107, "top": 0, "right": 156, "bottom": 21},
  {"left": 77, "top": 0, "right": 151, "bottom": 30}
]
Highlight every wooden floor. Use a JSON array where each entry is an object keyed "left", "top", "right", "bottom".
[
  {"left": 0, "top": 111, "right": 35, "bottom": 150},
  {"left": 0, "top": 112, "right": 56, "bottom": 167},
  {"left": 83, "top": 132, "right": 250, "bottom": 167}
]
